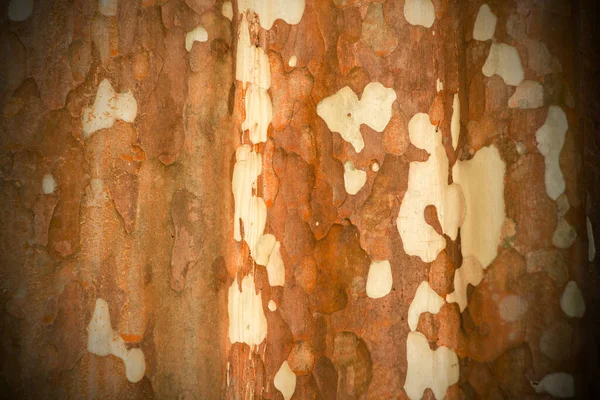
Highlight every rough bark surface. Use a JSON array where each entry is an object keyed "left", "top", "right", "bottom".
[{"left": 0, "top": 0, "right": 598, "bottom": 399}]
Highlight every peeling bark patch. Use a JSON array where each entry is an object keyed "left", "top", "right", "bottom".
[
  {"left": 274, "top": 361, "right": 296, "bottom": 400},
  {"left": 451, "top": 93, "right": 460, "bottom": 150},
  {"left": 536, "top": 106, "right": 568, "bottom": 200},
  {"left": 232, "top": 145, "right": 263, "bottom": 248},
  {"left": 396, "top": 113, "right": 463, "bottom": 262},
  {"left": 238, "top": 0, "right": 305, "bottom": 30},
  {"left": 82, "top": 79, "right": 138, "bottom": 138},
  {"left": 532, "top": 373, "right": 575, "bottom": 398},
  {"left": 222, "top": 1, "right": 233, "bottom": 21},
  {"left": 482, "top": 43, "right": 525, "bottom": 87},
  {"left": 407, "top": 281, "right": 444, "bottom": 331},
  {"left": 228, "top": 275, "right": 268, "bottom": 346},
  {"left": 473, "top": 4, "right": 497, "bottom": 41},
  {"left": 404, "top": 331, "right": 459, "bottom": 400},
  {"left": 317, "top": 83, "right": 396, "bottom": 153},
  {"left": 343, "top": 161, "right": 367, "bottom": 195},
  {"left": 404, "top": 0, "right": 435, "bottom": 28},
  {"left": 236, "top": 16, "right": 271, "bottom": 89},
  {"left": 87, "top": 299, "right": 146, "bottom": 383},
  {"left": 42, "top": 174, "right": 57, "bottom": 194},
  {"left": 365, "top": 260, "right": 392, "bottom": 299},
  {"left": 560, "top": 281, "right": 585, "bottom": 318},
  {"left": 447, "top": 257, "right": 484, "bottom": 311},
  {"left": 185, "top": 26, "right": 208, "bottom": 52},
  {"left": 242, "top": 84, "right": 273, "bottom": 144},
  {"left": 452, "top": 145, "right": 506, "bottom": 268}
]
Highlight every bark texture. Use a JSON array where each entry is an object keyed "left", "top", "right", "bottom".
[{"left": 0, "top": 0, "right": 598, "bottom": 399}]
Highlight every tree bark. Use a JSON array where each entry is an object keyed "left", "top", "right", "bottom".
[{"left": 0, "top": 0, "right": 597, "bottom": 399}]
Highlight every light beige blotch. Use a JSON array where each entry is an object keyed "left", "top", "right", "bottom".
[
  {"left": 82, "top": 79, "right": 137, "bottom": 138},
  {"left": 222, "top": 1, "right": 233, "bottom": 21},
  {"left": 404, "top": 0, "right": 435, "bottom": 28},
  {"left": 453, "top": 145, "right": 506, "bottom": 268},
  {"left": 408, "top": 281, "right": 444, "bottom": 331},
  {"left": 42, "top": 174, "right": 57, "bottom": 194},
  {"left": 185, "top": 26, "right": 208, "bottom": 52},
  {"left": 404, "top": 331, "right": 459, "bottom": 400},
  {"left": 536, "top": 106, "right": 568, "bottom": 200},
  {"left": 366, "top": 260, "right": 393, "bottom": 299},
  {"left": 238, "top": 0, "right": 306, "bottom": 30},
  {"left": 228, "top": 275, "right": 268, "bottom": 346},
  {"left": 473, "top": 4, "right": 497, "bottom": 41},
  {"left": 532, "top": 373, "right": 575, "bottom": 398},
  {"left": 317, "top": 82, "right": 397, "bottom": 153},
  {"left": 274, "top": 361, "right": 297, "bottom": 400},
  {"left": 560, "top": 281, "right": 585, "bottom": 318},
  {"left": 396, "top": 113, "right": 464, "bottom": 263},
  {"left": 482, "top": 43, "right": 525, "bottom": 86},
  {"left": 447, "top": 258, "right": 484, "bottom": 312},
  {"left": 343, "top": 161, "right": 367, "bottom": 195}
]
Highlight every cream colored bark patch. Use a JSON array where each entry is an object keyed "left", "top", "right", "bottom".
[
  {"left": 396, "top": 113, "right": 463, "bottom": 263},
  {"left": 446, "top": 257, "right": 484, "bottom": 312},
  {"left": 42, "top": 174, "right": 57, "bottom": 194},
  {"left": 82, "top": 79, "right": 137, "bottom": 138},
  {"left": 288, "top": 55, "right": 297, "bottom": 67},
  {"left": 482, "top": 43, "right": 525, "bottom": 86},
  {"left": 185, "top": 26, "right": 208, "bottom": 52},
  {"left": 588, "top": 217, "right": 595, "bottom": 262},
  {"left": 236, "top": 16, "right": 271, "bottom": 89},
  {"left": 473, "top": 4, "right": 497, "bottom": 41},
  {"left": 404, "top": 0, "right": 435, "bottom": 28},
  {"left": 366, "top": 260, "right": 393, "bottom": 299},
  {"left": 408, "top": 281, "right": 444, "bottom": 331},
  {"left": 266, "top": 241, "right": 285, "bottom": 286},
  {"left": 87, "top": 299, "right": 146, "bottom": 383},
  {"left": 268, "top": 300, "right": 277, "bottom": 311},
  {"left": 436, "top": 79, "right": 443, "bottom": 92},
  {"left": 253, "top": 234, "right": 285, "bottom": 286},
  {"left": 560, "top": 281, "right": 585, "bottom": 318},
  {"left": 228, "top": 275, "right": 268, "bottom": 346},
  {"left": 509, "top": 80, "right": 544, "bottom": 109},
  {"left": 242, "top": 84, "right": 273, "bottom": 144},
  {"left": 452, "top": 145, "right": 506, "bottom": 268},
  {"left": 451, "top": 93, "right": 460, "bottom": 150},
  {"left": 404, "top": 331, "right": 459, "bottom": 400},
  {"left": 532, "top": 372, "right": 575, "bottom": 398},
  {"left": 238, "top": 0, "right": 305, "bottom": 30},
  {"left": 254, "top": 233, "right": 277, "bottom": 266},
  {"left": 343, "top": 161, "right": 367, "bottom": 195},
  {"left": 222, "top": 1, "right": 233, "bottom": 21},
  {"left": 317, "top": 82, "right": 397, "bottom": 153},
  {"left": 232, "top": 145, "right": 263, "bottom": 245},
  {"left": 8, "top": 0, "right": 33, "bottom": 21},
  {"left": 274, "top": 361, "right": 296, "bottom": 400},
  {"left": 536, "top": 106, "right": 568, "bottom": 200}
]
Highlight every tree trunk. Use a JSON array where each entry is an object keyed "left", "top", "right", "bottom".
[{"left": 0, "top": 0, "right": 598, "bottom": 399}]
